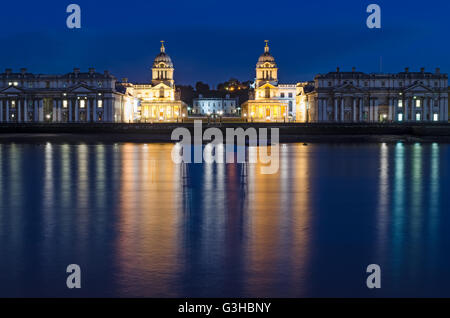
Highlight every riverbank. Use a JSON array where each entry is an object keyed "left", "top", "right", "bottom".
[{"left": 0, "top": 123, "right": 449, "bottom": 143}]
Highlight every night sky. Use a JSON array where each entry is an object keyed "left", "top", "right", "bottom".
[{"left": 0, "top": 0, "right": 449, "bottom": 87}]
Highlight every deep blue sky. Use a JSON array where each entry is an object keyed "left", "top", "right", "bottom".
[{"left": 0, "top": 0, "right": 449, "bottom": 87}]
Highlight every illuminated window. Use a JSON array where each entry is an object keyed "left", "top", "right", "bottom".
[
  {"left": 398, "top": 113, "right": 403, "bottom": 122},
  {"left": 280, "top": 93, "right": 285, "bottom": 98},
  {"left": 398, "top": 100, "right": 403, "bottom": 107},
  {"left": 416, "top": 100, "right": 421, "bottom": 107},
  {"left": 98, "top": 100, "right": 103, "bottom": 108},
  {"left": 11, "top": 100, "right": 16, "bottom": 107},
  {"left": 63, "top": 100, "right": 68, "bottom": 108},
  {"left": 80, "top": 100, "right": 85, "bottom": 108},
  {"left": 416, "top": 113, "right": 421, "bottom": 121},
  {"left": 433, "top": 113, "right": 439, "bottom": 121}
]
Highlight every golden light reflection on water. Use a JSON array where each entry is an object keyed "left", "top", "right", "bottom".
[
  {"left": 116, "top": 143, "right": 182, "bottom": 296},
  {"left": 245, "top": 144, "right": 311, "bottom": 297},
  {"left": 1, "top": 142, "right": 449, "bottom": 297}
]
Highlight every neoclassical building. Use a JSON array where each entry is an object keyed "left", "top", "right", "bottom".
[
  {"left": 303, "top": 67, "right": 449, "bottom": 123},
  {"left": 121, "top": 41, "right": 187, "bottom": 122},
  {"left": 0, "top": 68, "right": 127, "bottom": 123},
  {"left": 193, "top": 94, "right": 238, "bottom": 115},
  {"left": 242, "top": 41, "right": 297, "bottom": 122}
]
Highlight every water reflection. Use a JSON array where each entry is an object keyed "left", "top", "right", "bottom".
[{"left": 0, "top": 142, "right": 449, "bottom": 297}]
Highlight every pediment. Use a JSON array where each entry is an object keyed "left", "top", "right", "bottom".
[
  {"left": 68, "top": 84, "right": 95, "bottom": 93},
  {"left": 334, "top": 83, "right": 363, "bottom": 93},
  {"left": 403, "top": 83, "right": 433, "bottom": 93},
  {"left": 0, "top": 86, "right": 24, "bottom": 94},
  {"left": 258, "top": 82, "right": 277, "bottom": 89},
  {"left": 152, "top": 82, "right": 172, "bottom": 89}
]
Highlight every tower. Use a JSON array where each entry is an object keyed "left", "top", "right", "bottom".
[
  {"left": 152, "top": 41, "right": 174, "bottom": 88},
  {"left": 255, "top": 40, "right": 278, "bottom": 89}
]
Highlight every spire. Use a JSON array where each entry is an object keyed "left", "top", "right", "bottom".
[
  {"left": 264, "top": 40, "right": 269, "bottom": 53},
  {"left": 160, "top": 40, "right": 165, "bottom": 53}
]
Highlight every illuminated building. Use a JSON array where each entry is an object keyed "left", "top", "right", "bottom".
[
  {"left": 295, "top": 82, "right": 315, "bottom": 123},
  {"left": 242, "top": 41, "right": 297, "bottom": 122},
  {"left": 305, "top": 67, "right": 449, "bottom": 123},
  {"left": 0, "top": 68, "right": 125, "bottom": 122},
  {"left": 193, "top": 94, "right": 238, "bottom": 115},
  {"left": 122, "top": 41, "right": 187, "bottom": 122}
]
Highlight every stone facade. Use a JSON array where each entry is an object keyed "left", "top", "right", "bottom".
[
  {"left": 193, "top": 94, "right": 238, "bottom": 115},
  {"left": 242, "top": 41, "right": 297, "bottom": 122},
  {"left": 305, "top": 67, "right": 449, "bottom": 123},
  {"left": 0, "top": 67, "right": 125, "bottom": 123},
  {"left": 120, "top": 41, "right": 187, "bottom": 122}
]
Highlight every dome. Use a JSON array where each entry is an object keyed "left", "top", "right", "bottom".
[
  {"left": 153, "top": 41, "right": 173, "bottom": 68},
  {"left": 256, "top": 40, "right": 276, "bottom": 67}
]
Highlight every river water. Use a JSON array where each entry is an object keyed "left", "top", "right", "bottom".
[{"left": 0, "top": 142, "right": 449, "bottom": 297}]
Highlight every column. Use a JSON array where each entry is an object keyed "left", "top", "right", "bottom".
[
  {"left": 423, "top": 98, "right": 428, "bottom": 122},
  {"left": 69, "top": 99, "right": 73, "bottom": 122},
  {"left": 104, "top": 98, "right": 109, "bottom": 122},
  {"left": 0, "top": 99, "right": 3, "bottom": 122},
  {"left": 359, "top": 98, "right": 363, "bottom": 122},
  {"left": 388, "top": 98, "right": 393, "bottom": 122},
  {"left": 374, "top": 99, "right": 379, "bottom": 122},
  {"left": 17, "top": 100, "right": 22, "bottom": 123},
  {"left": 352, "top": 98, "right": 356, "bottom": 122},
  {"left": 405, "top": 99, "right": 409, "bottom": 122},
  {"left": 340, "top": 97, "right": 344, "bottom": 122},
  {"left": 23, "top": 99, "right": 28, "bottom": 123},
  {"left": 56, "top": 99, "right": 61, "bottom": 122},
  {"left": 34, "top": 100, "right": 38, "bottom": 122},
  {"left": 317, "top": 99, "right": 322, "bottom": 122},
  {"left": 39, "top": 99, "right": 44, "bottom": 122},
  {"left": 93, "top": 98, "right": 98, "bottom": 122},
  {"left": 86, "top": 99, "right": 90, "bottom": 122},
  {"left": 52, "top": 99, "right": 57, "bottom": 122},
  {"left": 75, "top": 99, "right": 79, "bottom": 122},
  {"left": 6, "top": 99, "right": 9, "bottom": 123},
  {"left": 334, "top": 98, "right": 338, "bottom": 122}
]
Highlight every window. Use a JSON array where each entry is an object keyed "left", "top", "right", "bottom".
[
  {"left": 328, "top": 81, "right": 332, "bottom": 87},
  {"left": 63, "top": 100, "right": 68, "bottom": 108},
  {"left": 80, "top": 100, "right": 85, "bottom": 108},
  {"left": 416, "top": 100, "right": 421, "bottom": 107},
  {"left": 46, "top": 81, "right": 50, "bottom": 88},
  {"left": 399, "top": 82, "right": 403, "bottom": 87},
  {"left": 98, "top": 100, "right": 103, "bottom": 108},
  {"left": 288, "top": 93, "right": 293, "bottom": 98},
  {"left": 398, "top": 113, "right": 403, "bottom": 122},
  {"left": 416, "top": 113, "right": 421, "bottom": 121},
  {"left": 433, "top": 113, "right": 439, "bottom": 121},
  {"left": 280, "top": 93, "right": 285, "bottom": 98},
  {"left": 398, "top": 100, "right": 403, "bottom": 107},
  {"left": 98, "top": 81, "right": 103, "bottom": 87},
  {"left": 435, "top": 82, "right": 439, "bottom": 87},
  {"left": 381, "top": 81, "right": 385, "bottom": 87},
  {"left": 364, "top": 82, "right": 368, "bottom": 87}
]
